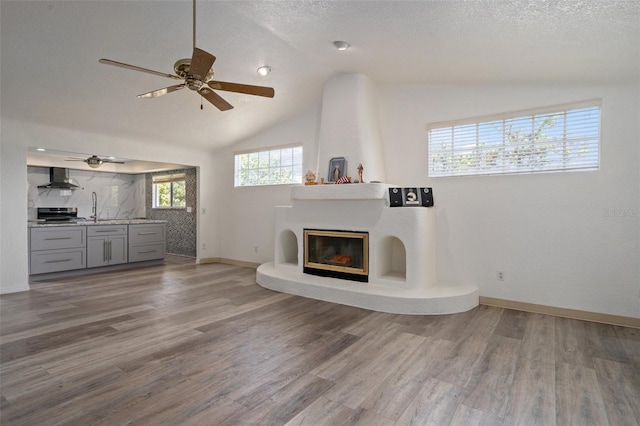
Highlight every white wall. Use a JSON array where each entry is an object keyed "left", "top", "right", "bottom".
[
  {"left": 213, "top": 105, "right": 321, "bottom": 264},
  {"left": 378, "top": 83, "right": 639, "bottom": 318},
  {"left": 0, "top": 117, "right": 220, "bottom": 294},
  {"left": 218, "top": 82, "right": 639, "bottom": 318}
]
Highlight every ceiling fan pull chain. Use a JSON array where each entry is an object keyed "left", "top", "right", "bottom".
[{"left": 200, "top": 96, "right": 203, "bottom": 110}]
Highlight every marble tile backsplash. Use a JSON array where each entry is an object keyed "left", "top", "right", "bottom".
[{"left": 28, "top": 166, "right": 145, "bottom": 220}]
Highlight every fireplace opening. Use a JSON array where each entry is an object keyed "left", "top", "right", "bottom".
[{"left": 304, "top": 229, "right": 369, "bottom": 282}]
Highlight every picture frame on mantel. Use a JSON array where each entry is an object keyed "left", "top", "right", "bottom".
[{"left": 328, "top": 157, "right": 347, "bottom": 183}]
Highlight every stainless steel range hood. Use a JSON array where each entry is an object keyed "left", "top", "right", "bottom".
[{"left": 37, "top": 167, "right": 81, "bottom": 189}]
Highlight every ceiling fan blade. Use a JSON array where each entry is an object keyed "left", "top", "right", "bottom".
[
  {"left": 138, "top": 84, "right": 186, "bottom": 98},
  {"left": 207, "top": 80, "right": 275, "bottom": 98},
  {"left": 99, "top": 59, "right": 183, "bottom": 81},
  {"left": 104, "top": 160, "right": 125, "bottom": 164},
  {"left": 190, "top": 48, "right": 216, "bottom": 80},
  {"left": 199, "top": 89, "right": 233, "bottom": 111}
]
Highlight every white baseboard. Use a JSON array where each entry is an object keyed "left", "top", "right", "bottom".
[
  {"left": 198, "top": 257, "right": 260, "bottom": 269},
  {"left": 480, "top": 296, "right": 640, "bottom": 329}
]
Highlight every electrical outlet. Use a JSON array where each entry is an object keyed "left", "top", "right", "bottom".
[
  {"left": 497, "top": 271, "right": 504, "bottom": 281},
  {"left": 201, "top": 208, "right": 206, "bottom": 214},
  {"left": 254, "top": 246, "right": 259, "bottom": 253},
  {"left": 202, "top": 243, "right": 206, "bottom": 250}
]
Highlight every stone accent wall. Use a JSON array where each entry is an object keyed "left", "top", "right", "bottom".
[{"left": 146, "top": 168, "right": 197, "bottom": 257}]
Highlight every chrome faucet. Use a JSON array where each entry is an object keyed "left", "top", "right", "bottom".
[{"left": 90, "top": 191, "right": 98, "bottom": 223}]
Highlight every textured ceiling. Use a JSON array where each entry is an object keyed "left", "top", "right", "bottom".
[{"left": 2, "top": 0, "right": 639, "bottom": 152}]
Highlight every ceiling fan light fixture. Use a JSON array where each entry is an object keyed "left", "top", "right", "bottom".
[
  {"left": 333, "top": 41, "right": 350, "bottom": 51},
  {"left": 257, "top": 66, "right": 272, "bottom": 76},
  {"left": 85, "top": 156, "right": 103, "bottom": 168}
]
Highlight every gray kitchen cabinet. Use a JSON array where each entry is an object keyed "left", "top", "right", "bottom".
[
  {"left": 87, "top": 225, "right": 128, "bottom": 268},
  {"left": 30, "top": 226, "right": 87, "bottom": 274},
  {"left": 129, "top": 223, "right": 165, "bottom": 262}
]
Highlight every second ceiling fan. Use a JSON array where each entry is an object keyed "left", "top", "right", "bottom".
[{"left": 99, "top": 0, "right": 274, "bottom": 111}]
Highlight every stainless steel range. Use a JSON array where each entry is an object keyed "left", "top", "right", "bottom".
[{"left": 37, "top": 207, "right": 79, "bottom": 223}]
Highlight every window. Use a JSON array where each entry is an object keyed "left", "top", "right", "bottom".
[
  {"left": 152, "top": 173, "right": 186, "bottom": 208},
  {"left": 428, "top": 101, "right": 600, "bottom": 177},
  {"left": 234, "top": 145, "right": 303, "bottom": 187}
]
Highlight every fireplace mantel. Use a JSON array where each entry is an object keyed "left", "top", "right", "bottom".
[{"left": 291, "top": 183, "right": 393, "bottom": 201}]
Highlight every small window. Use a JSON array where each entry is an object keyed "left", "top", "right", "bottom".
[
  {"left": 234, "top": 145, "right": 303, "bottom": 187},
  {"left": 152, "top": 173, "right": 186, "bottom": 208},
  {"left": 428, "top": 101, "right": 601, "bottom": 177}
]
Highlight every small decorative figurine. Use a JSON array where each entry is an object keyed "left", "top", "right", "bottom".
[
  {"left": 304, "top": 170, "right": 317, "bottom": 185},
  {"left": 357, "top": 163, "right": 364, "bottom": 183}
]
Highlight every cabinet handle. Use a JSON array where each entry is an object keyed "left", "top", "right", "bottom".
[
  {"left": 44, "top": 237, "right": 72, "bottom": 240},
  {"left": 108, "top": 240, "right": 112, "bottom": 260},
  {"left": 137, "top": 232, "right": 157, "bottom": 235},
  {"left": 44, "top": 258, "right": 72, "bottom": 263},
  {"left": 103, "top": 240, "right": 107, "bottom": 262},
  {"left": 94, "top": 229, "right": 120, "bottom": 233},
  {"left": 137, "top": 249, "right": 157, "bottom": 254}
]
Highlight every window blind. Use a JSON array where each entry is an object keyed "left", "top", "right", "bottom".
[
  {"left": 234, "top": 145, "right": 303, "bottom": 187},
  {"left": 428, "top": 101, "right": 601, "bottom": 177},
  {"left": 152, "top": 173, "right": 185, "bottom": 184}
]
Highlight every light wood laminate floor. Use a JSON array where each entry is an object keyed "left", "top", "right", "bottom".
[{"left": 1, "top": 257, "right": 638, "bottom": 425}]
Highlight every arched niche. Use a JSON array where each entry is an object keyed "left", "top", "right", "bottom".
[
  {"left": 277, "top": 229, "right": 298, "bottom": 266},
  {"left": 378, "top": 236, "right": 406, "bottom": 280}
]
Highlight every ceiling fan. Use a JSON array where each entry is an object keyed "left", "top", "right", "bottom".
[
  {"left": 99, "top": 0, "right": 274, "bottom": 111},
  {"left": 66, "top": 155, "right": 125, "bottom": 169}
]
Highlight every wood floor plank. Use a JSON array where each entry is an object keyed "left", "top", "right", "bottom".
[
  {"left": 448, "top": 403, "right": 504, "bottom": 426},
  {"left": 432, "top": 334, "right": 490, "bottom": 388},
  {"left": 461, "top": 335, "right": 521, "bottom": 418},
  {"left": 504, "top": 356, "right": 556, "bottom": 425},
  {"left": 1, "top": 256, "right": 637, "bottom": 425},
  {"left": 320, "top": 331, "right": 425, "bottom": 409},
  {"left": 394, "top": 377, "right": 463, "bottom": 426},
  {"left": 310, "top": 322, "right": 406, "bottom": 381},
  {"left": 360, "top": 337, "right": 455, "bottom": 420},
  {"left": 584, "top": 321, "right": 634, "bottom": 364},
  {"left": 555, "top": 361, "right": 609, "bottom": 425},
  {"left": 520, "top": 312, "right": 556, "bottom": 363},
  {"left": 284, "top": 396, "right": 354, "bottom": 426},
  {"left": 555, "top": 317, "right": 594, "bottom": 368},
  {"left": 0, "top": 304, "right": 155, "bottom": 344},
  {"left": 493, "top": 309, "right": 528, "bottom": 340},
  {"left": 593, "top": 357, "right": 640, "bottom": 426},
  {"left": 220, "top": 373, "right": 335, "bottom": 426}
]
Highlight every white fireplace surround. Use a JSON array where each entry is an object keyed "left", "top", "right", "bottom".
[{"left": 257, "top": 184, "right": 479, "bottom": 314}]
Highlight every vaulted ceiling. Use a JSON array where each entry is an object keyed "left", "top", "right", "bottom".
[{"left": 2, "top": 1, "right": 638, "bottom": 152}]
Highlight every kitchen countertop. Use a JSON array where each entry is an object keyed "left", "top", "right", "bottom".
[{"left": 28, "top": 219, "right": 167, "bottom": 228}]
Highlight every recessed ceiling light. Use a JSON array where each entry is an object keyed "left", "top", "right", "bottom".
[
  {"left": 36, "top": 148, "right": 46, "bottom": 152},
  {"left": 257, "top": 66, "right": 272, "bottom": 76},
  {"left": 333, "top": 41, "right": 350, "bottom": 51}
]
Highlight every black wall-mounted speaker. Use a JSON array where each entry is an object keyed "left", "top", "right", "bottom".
[{"left": 388, "top": 187, "right": 434, "bottom": 207}]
